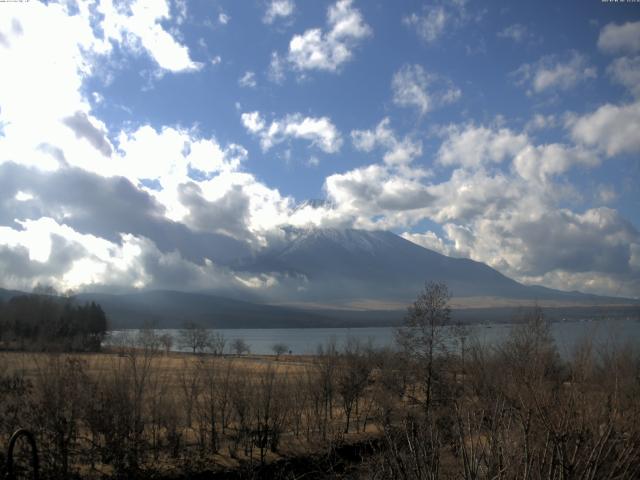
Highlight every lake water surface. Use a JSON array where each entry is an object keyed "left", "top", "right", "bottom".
[{"left": 110, "top": 318, "right": 640, "bottom": 358}]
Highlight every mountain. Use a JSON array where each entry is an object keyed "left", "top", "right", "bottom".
[
  {"left": 235, "top": 228, "right": 630, "bottom": 306},
  {"left": 2, "top": 228, "right": 636, "bottom": 329}
]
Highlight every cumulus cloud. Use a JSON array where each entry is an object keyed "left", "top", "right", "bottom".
[
  {"left": 608, "top": 55, "right": 640, "bottom": 97},
  {"left": 416, "top": 165, "right": 640, "bottom": 297},
  {"left": 512, "top": 144, "right": 600, "bottom": 184},
  {"left": 98, "top": 0, "right": 202, "bottom": 72},
  {"left": 391, "top": 64, "right": 461, "bottom": 116},
  {"left": 327, "top": 117, "right": 638, "bottom": 297},
  {"left": 241, "top": 111, "right": 342, "bottom": 153},
  {"left": 287, "top": 0, "right": 371, "bottom": 72},
  {"left": 351, "top": 118, "right": 422, "bottom": 166},
  {"left": 598, "top": 21, "right": 640, "bottom": 55},
  {"left": 513, "top": 51, "right": 596, "bottom": 95},
  {"left": 568, "top": 101, "right": 640, "bottom": 157},
  {"left": 324, "top": 164, "right": 434, "bottom": 228},
  {"left": 263, "top": 0, "right": 295, "bottom": 24},
  {"left": 436, "top": 124, "right": 529, "bottom": 168}
]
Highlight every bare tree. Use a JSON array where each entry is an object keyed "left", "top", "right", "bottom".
[
  {"left": 271, "top": 342, "right": 288, "bottom": 360},
  {"left": 210, "top": 331, "right": 226, "bottom": 356},
  {"left": 178, "top": 321, "right": 211, "bottom": 355},
  {"left": 337, "top": 338, "right": 371, "bottom": 433},
  {"left": 158, "top": 333, "right": 173, "bottom": 355},
  {"left": 231, "top": 338, "right": 250, "bottom": 356},
  {"left": 396, "top": 281, "right": 451, "bottom": 414}
]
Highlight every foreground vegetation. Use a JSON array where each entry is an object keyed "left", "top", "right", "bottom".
[{"left": 0, "top": 284, "right": 638, "bottom": 479}]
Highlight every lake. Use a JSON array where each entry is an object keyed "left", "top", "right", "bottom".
[{"left": 109, "top": 317, "right": 640, "bottom": 358}]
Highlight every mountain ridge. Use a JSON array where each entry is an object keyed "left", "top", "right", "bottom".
[{"left": 236, "top": 227, "right": 631, "bottom": 304}]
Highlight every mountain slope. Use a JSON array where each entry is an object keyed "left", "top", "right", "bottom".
[
  {"left": 74, "top": 290, "right": 349, "bottom": 329},
  {"left": 237, "top": 228, "right": 625, "bottom": 304}
]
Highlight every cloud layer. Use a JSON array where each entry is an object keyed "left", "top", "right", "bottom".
[{"left": 0, "top": 0, "right": 638, "bottom": 301}]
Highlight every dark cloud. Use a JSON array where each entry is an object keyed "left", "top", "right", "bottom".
[
  {"left": 0, "top": 235, "right": 85, "bottom": 286},
  {"left": 63, "top": 111, "right": 113, "bottom": 157},
  {"left": 179, "top": 182, "right": 252, "bottom": 240},
  {"left": 0, "top": 163, "right": 251, "bottom": 265},
  {"left": 513, "top": 208, "right": 638, "bottom": 276}
]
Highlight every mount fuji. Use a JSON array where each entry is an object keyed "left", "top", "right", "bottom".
[{"left": 233, "top": 228, "right": 627, "bottom": 308}]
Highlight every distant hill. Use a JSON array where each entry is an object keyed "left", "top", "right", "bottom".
[
  {"left": 1, "top": 287, "right": 637, "bottom": 329},
  {"left": 73, "top": 290, "right": 333, "bottom": 329}
]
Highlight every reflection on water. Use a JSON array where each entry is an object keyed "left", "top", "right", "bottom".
[{"left": 108, "top": 318, "right": 640, "bottom": 358}]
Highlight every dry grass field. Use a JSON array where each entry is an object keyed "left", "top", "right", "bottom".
[{"left": 2, "top": 310, "right": 640, "bottom": 479}]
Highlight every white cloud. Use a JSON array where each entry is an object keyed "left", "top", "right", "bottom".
[
  {"left": 211, "top": 55, "right": 222, "bottom": 65},
  {"left": 351, "top": 118, "right": 423, "bottom": 166},
  {"left": 401, "top": 231, "right": 450, "bottom": 255},
  {"left": 264, "top": 0, "right": 295, "bottom": 24},
  {"left": 324, "top": 164, "right": 434, "bottom": 229},
  {"left": 0, "top": 2, "right": 115, "bottom": 173},
  {"left": 514, "top": 51, "right": 596, "bottom": 95},
  {"left": 598, "top": 21, "right": 640, "bottom": 55},
  {"left": 391, "top": 64, "right": 460, "bottom": 116},
  {"left": 436, "top": 124, "right": 529, "bottom": 168},
  {"left": 239, "top": 71, "right": 257, "bottom": 88},
  {"left": 512, "top": 144, "right": 600, "bottom": 183},
  {"left": 268, "top": 51, "right": 287, "bottom": 83},
  {"left": 608, "top": 55, "right": 640, "bottom": 97},
  {"left": 568, "top": 101, "right": 640, "bottom": 157},
  {"left": 98, "top": 0, "right": 202, "bottom": 72},
  {"left": 525, "top": 113, "right": 558, "bottom": 132},
  {"left": 287, "top": 0, "right": 371, "bottom": 72},
  {"left": 218, "top": 12, "right": 230, "bottom": 25},
  {"left": 403, "top": 8, "right": 447, "bottom": 44},
  {"left": 241, "top": 111, "right": 343, "bottom": 153},
  {"left": 241, "top": 111, "right": 267, "bottom": 133},
  {"left": 497, "top": 23, "right": 529, "bottom": 43},
  {"left": 402, "top": 0, "right": 472, "bottom": 44}
]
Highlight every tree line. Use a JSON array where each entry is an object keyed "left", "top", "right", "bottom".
[{"left": 0, "top": 289, "right": 108, "bottom": 352}]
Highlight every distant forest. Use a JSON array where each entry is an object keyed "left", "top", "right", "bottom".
[{"left": 0, "top": 288, "right": 107, "bottom": 351}]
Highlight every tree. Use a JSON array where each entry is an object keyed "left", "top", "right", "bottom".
[
  {"left": 178, "top": 321, "right": 211, "bottom": 355},
  {"left": 158, "top": 333, "right": 173, "bottom": 354},
  {"left": 500, "top": 305, "right": 560, "bottom": 385},
  {"left": 231, "top": 338, "right": 250, "bottom": 356},
  {"left": 271, "top": 343, "right": 288, "bottom": 360},
  {"left": 396, "top": 281, "right": 451, "bottom": 414},
  {"left": 210, "top": 332, "right": 226, "bottom": 356},
  {"left": 337, "top": 338, "right": 372, "bottom": 433}
]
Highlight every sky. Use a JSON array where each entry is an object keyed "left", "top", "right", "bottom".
[{"left": 0, "top": 0, "right": 639, "bottom": 299}]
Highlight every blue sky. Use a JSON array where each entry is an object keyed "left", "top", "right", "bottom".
[{"left": 0, "top": 0, "right": 639, "bottom": 298}]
